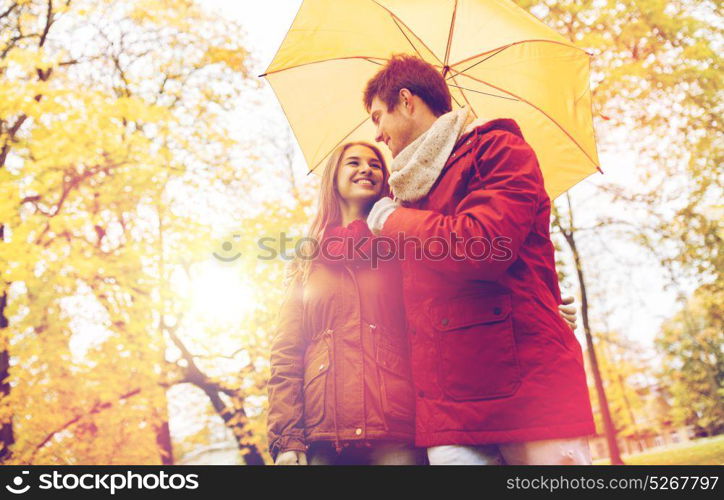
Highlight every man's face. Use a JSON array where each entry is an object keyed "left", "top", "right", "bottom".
[{"left": 370, "top": 95, "right": 415, "bottom": 158}]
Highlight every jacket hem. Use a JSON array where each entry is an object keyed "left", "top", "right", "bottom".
[
  {"left": 306, "top": 429, "right": 414, "bottom": 444},
  {"left": 415, "top": 421, "right": 596, "bottom": 448}
]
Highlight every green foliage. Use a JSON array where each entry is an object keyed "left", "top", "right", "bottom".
[
  {"left": 595, "top": 434, "right": 724, "bottom": 465},
  {"left": 530, "top": 0, "right": 722, "bottom": 441},
  {"left": 656, "top": 285, "right": 724, "bottom": 436},
  {"left": 523, "top": 0, "right": 722, "bottom": 288}
]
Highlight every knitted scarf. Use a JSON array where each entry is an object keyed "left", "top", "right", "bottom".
[{"left": 388, "top": 107, "right": 478, "bottom": 202}]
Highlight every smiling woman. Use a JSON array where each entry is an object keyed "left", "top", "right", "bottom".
[{"left": 188, "top": 263, "right": 258, "bottom": 325}]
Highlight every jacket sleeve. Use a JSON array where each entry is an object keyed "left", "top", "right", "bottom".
[
  {"left": 267, "top": 269, "right": 308, "bottom": 460},
  {"left": 381, "top": 130, "right": 541, "bottom": 281}
]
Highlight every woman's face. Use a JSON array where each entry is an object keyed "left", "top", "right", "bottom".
[{"left": 335, "top": 145, "right": 385, "bottom": 205}]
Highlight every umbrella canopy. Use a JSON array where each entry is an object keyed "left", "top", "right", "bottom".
[{"left": 262, "top": 0, "right": 601, "bottom": 199}]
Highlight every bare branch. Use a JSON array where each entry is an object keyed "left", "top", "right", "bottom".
[
  {"left": 0, "top": 3, "right": 18, "bottom": 21},
  {"left": 38, "top": 0, "right": 54, "bottom": 48},
  {"left": 30, "top": 387, "right": 142, "bottom": 462},
  {"left": 0, "top": 114, "right": 28, "bottom": 167}
]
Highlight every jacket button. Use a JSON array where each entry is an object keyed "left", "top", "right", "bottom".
[
  {"left": 318, "top": 364, "right": 325, "bottom": 371},
  {"left": 493, "top": 307, "right": 502, "bottom": 315},
  {"left": 418, "top": 391, "right": 425, "bottom": 398},
  {"left": 355, "top": 428, "right": 362, "bottom": 436},
  {"left": 451, "top": 152, "right": 456, "bottom": 157},
  {"left": 466, "top": 140, "right": 471, "bottom": 145},
  {"left": 441, "top": 318, "right": 449, "bottom": 326}
]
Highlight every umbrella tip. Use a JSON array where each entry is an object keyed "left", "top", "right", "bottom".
[{"left": 258, "top": 73, "right": 267, "bottom": 78}]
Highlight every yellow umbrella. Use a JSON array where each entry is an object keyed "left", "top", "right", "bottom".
[{"left": 261, "top": 0, "right": 601, "bottom": 199}]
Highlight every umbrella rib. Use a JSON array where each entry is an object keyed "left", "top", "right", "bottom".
[
  {"left": 390, "top": 15, "right": 426, "bottom": 62},
  {"left": 446, "top": 75, "right": 477, "bottom": 117},
  {"left": 443, "top": 0, "right": 458, "bottom": 71},
  {"left": 450, "top": 39, "right": 591, "bottom": 70},
  {"left": 306, "top": 116, "right": 372, "bottom": 175},
  {"left": 369, "top": 0, "right": 445, "bottom": 66},
  {"left": 451, "top": 46, "right": 509, "bottom": 77},
  {"left": 447, "top": 83, "right": 520, "bottom": 102},
  {"left": 449, "top": 92, "right": 463, "bottom": 109},
  {"left": 259, "top": 56, "right": 389, "bottom": 77},
  {"left": 451, "top": 70, "right": 600, "bottom": 170}
]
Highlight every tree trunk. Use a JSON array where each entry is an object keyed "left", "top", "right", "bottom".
[
  {"left": 0, "top": 224, "right": 14, "bottom": 462},
  {"left": 558, "top": 195, "right": 624, "bottom": 465},
  {"left": 202, "top": 387, "right": 265, "bottom": 465},
  {"left": 154, "top": 415, "right": 174, "bottom": 465},
  {"left": 0, "top": 343, "right": 13, "bottom": 462}
]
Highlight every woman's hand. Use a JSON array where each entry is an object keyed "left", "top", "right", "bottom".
[
  {"left": 275, "top": 450, "right": 308, "bottom": 465},
  {"left": 558, "top": 295, "right": 578, "bottom": 331}
]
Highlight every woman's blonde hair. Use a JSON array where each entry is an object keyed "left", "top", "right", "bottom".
[{"left": 286, "top": 141, "right": 390, "bottom": 286}]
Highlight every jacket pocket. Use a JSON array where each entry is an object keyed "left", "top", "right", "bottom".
[
  {"left": 430, "top": 294, "right": 521, "bottom": 401},
  {"left": 303, "top": 335, "right": 331, "bottom": 428},
  {"left": 372, "top": 324, "right": 415, "bottom": 421}
]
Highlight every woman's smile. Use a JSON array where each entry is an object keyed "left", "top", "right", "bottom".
[{"left": 337, "top": 144, "right": 385, "bottom": 202}]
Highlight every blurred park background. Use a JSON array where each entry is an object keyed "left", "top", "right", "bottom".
[{"left": 0, "top": 0, "right": 721, "bottom": 465}]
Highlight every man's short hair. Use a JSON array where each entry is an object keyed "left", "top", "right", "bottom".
[{"left": 363, "top": 54, "right": 452, "bottom": 117}]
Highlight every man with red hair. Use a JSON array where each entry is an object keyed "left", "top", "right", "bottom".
[{"left": 364, "top": 54, "right": 595, "bottom": 465}]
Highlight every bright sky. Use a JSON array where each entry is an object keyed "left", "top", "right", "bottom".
[{"left": 199, "top": 0, "right": 691, "bottom": 356}]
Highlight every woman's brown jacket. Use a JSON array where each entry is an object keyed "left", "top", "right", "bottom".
[{"left": 267, "top": 220, "right": 415, "bottom": 459}]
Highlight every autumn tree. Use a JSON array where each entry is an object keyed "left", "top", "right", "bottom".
[
  {"left": 519, "top": 0, "right": 722, "bottom": 461},
  {"left": 0, "top": 0, "right": 268, "bottom": 464},
  {"left": 552, "top": 196, "right": 624, "bottom": 463},
  {"left": 598, "top": 330, "right": 656, "bottom": 445},
  {"left": 656, "top": 285, "right": 724, "bottom": 437}
]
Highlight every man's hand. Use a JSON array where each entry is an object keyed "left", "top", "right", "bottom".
[
  {"left": 275, "top": 450, "right": 308, "bottom": 465},
  {"left": 558, "top": 295, "right": 577, "bottom": 331}
]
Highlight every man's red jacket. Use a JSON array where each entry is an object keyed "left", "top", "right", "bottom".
[{"left": 380, "top": 118, "right": 596, "bottom": 447}]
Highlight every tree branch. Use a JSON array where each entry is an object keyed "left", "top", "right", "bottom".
[
  {"left": 38, "top": 0, "right": 54, "bottom": 48},
  {"left": 0, "top": 3, "right": 17, "bottom": 21},
  {"left": 29, "top": 387, "right": 142, "bottom": 462}
]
